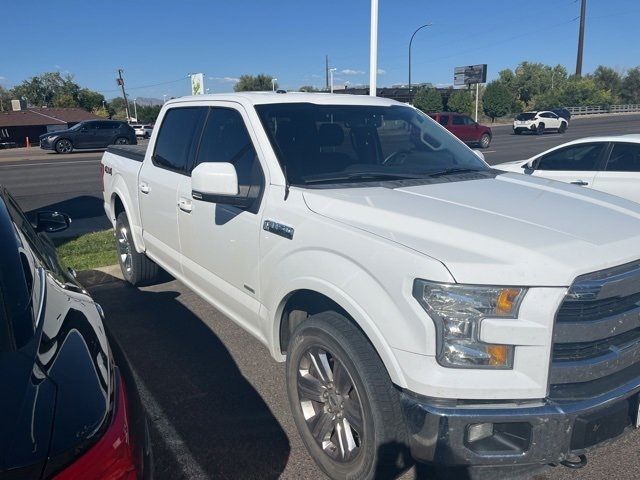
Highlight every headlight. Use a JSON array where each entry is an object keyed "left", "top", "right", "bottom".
[{"left": 412, "top": 280, "right": 526, "bottom": 369}]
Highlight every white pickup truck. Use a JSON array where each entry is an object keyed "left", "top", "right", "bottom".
[{"left": 102, "top": 92, "right": 640, "bottom": 479}]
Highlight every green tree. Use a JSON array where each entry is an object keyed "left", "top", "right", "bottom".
[
  {"left": 0, "top": 85, "right": 11, "bottom": 111},
  {"left": 77, "top": 88, "right": 105, "bottom": 112},
  {"left": 447, "top": 90, "right": 474, "bottom": 115},
  {"left": 561, "top": 77, "right": 613, "bottom": 106},
  {"left": 591, "top": 66, "right": 622, "bottom": 100},
  {"left": 53, "top": 92, "right": 77, "bottom": 108},
  {"left": 234, "top": 74, "right": 277, "bottom": 92},
  {"left": 92, "top": 106, "right": 110, "bottom": 118},
  {"left": 621, "top": 67, "right": 640, "bottom": 104},
  {"left": 482, "top": 82, "right": 514, "bottom": 121},
  {"left": 412, "top": 87, "right": 442, "bottom": 113}
]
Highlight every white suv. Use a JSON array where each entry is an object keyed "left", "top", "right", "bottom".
[{"left": 513, "top": 111, "right": 568, "bottom": 135}]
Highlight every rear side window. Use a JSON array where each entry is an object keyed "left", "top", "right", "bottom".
[
  {"left": 153, "top": 107, "right": 207, "bottom": 173},
  {"left": 537, "top": 143, "right": 605, "bottom": 171},
  {"left": 194, "top": 107, "right": 264, "bottom": 209},
  {"left": 606, "top": 143, "right": 640, "bottom": 172},
  {"left": 438, "top": 115, "right": 449, "bottom": 126}
]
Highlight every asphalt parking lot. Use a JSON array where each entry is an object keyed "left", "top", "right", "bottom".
[{"left": 2, "top": 113, "right": 640, "bottom": 479}]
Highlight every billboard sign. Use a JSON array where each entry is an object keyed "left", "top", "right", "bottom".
[
  {"left": 191, "top": 73, "right": 205, "bottom": 95},
  {"left": 454, "top": 64, "right": 487, "bottom": 85}
]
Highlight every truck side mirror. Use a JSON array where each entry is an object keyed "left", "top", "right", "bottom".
[{"left": 191, "top": 162, "right": 251, "bottom": 208}]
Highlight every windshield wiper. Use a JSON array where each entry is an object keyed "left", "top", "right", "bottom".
[
  {"left": 428, "top": 168, "right": 482, "bottom": 178},
  {"left": 303, "top": 172, "right": 427, "bottom": 185}
]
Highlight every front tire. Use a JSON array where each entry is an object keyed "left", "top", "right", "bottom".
[
  {"left": 479, "top": 133, "right": 491, "bottom": 148},
  {"left": 54, "top": 138, "right": 73, "bottom": 154},
  {"left": 115, "top": 212, "right": 160, "bottom": 286},
  {"left": 286, "top": 312, "right": 409, "bottom": 480}
]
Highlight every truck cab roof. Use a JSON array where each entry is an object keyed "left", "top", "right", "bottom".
[{"left": 166, "top": 92, "right": 401, "bottom": 107}]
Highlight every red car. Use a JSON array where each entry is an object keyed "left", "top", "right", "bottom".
[{"left": 429, "top": 112, "right": 492, "bottom": 148}]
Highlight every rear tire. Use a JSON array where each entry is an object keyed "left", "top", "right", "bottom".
[
  {"left": 536, "top": 123, "right": 545, "bottom": 135},
  {"left": 115, "top": 212, "right": 160, "bottom": 286},
  {"left": 114, "top": 137, "right": 129, "bottom": 145},
  {"left": 286, "top": 312, "right": 410, "bottom": 480},
  {"left": 558, "top": 122, "right": 567, "bottom": 133},
  {"left": 514, "top": 129, "right": 522, "bottom": 135}
]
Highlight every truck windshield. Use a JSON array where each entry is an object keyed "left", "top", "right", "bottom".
[{"left": 255, "top": 103, "right": 489, "bottom": 186}]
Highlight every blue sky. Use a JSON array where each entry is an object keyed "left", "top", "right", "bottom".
[{"left": 1, "top": 0, "right": 639, "bottom": 99}]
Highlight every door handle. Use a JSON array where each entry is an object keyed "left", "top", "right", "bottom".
[
  {"left": 570, "top": 180, "right": 589, "bottom": 186},
  {"left": 178, "top": 197, "right": 193, "bottom": 213},
  {"left": 139, "top": 182, "right": 150, "bottom": 194}
]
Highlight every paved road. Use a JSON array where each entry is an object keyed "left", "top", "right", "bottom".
[{"left": 3, "top": 114, "right": 640, "bottom": 479}]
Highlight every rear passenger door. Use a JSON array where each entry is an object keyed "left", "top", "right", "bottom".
[
  {"left": 449, "top": 115, "right": 471, "bottom": 141},
  {"left": 138, "top": 106, "right": 207, "bottom": 274},
  {"left": 592, "top": 142, "right": 640, "bottom": 203},
  {"left": 177, "top": 104, "right": 265, "bottom": 337},
  {"left": 96, "top": 122, "right": 117, "bottom": 147}
]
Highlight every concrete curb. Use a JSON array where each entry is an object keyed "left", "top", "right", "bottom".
[{"left": 77, "top": 264, "right": 123, "bottom": 287}]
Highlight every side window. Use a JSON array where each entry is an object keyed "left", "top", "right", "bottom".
[
  {"left": 462, "top": 116, "right": 475, "bottom": 125},
  {"left": 537, "top": 143, "right": 605, "bottom": 171},
  {"left": 452, "top": 116, "right": 465, "bottom": 126},
  {"left": 153, "top": 107, "right": 207, "bottom": 173},
  {"left": 83, "top": 121, "right": 98, "bottom": 130},
  {"left": 606, "top": 143, "right": 640, "bottom": 172},
  {"left": 194, "top": 107, "right": 264, "bottom": 209},
  {"left": 438, "top": 115, "right": 449, "bottom": 127}
]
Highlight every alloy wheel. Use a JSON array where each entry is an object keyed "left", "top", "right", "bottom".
[
  {"left": 115, "top": 137, "right": 129, "bottom": 145},
  {"left": 116, "top": 226, "right": 133, "bottom": 275},
  {"left": 297, "top": 346, "right": 364, "bottom": 463},
  {"left": 56, "top": 139, "right": 72, "bottom": 153}
]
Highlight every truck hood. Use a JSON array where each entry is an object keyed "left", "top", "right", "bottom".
[{"left": 302, "top": 172, "right": 640, "bottom": 286}]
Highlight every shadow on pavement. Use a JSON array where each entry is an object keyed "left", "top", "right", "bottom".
[
  {"left": 26, "top": 195, "right": 106, "bottom": 220},
  {"left": 85, "top": 272, "right": 291, "bottom": 480}
]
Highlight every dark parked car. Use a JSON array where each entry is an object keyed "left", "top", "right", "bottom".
[
  {"left": 40, "top": 120, "right": 137, "bottom": 154},
  {"left": 0, "top": 187, "right": 151, "bottom": 479},
  {"left": 551, "top": 107, "right": 572, "bottom": 122},
  {"left": 428, "top": 112, "right": 492, "bottom": 148}
]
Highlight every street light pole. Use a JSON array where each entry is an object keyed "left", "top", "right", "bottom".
[
  {"left": 272, "top": 78, "right": 278, "bottom": 92},
  {"left": 408, "top": 23, "right": 432, "bottom": 97},
  {"left": 329, "top": 68, "right": 337, "bottom": 93},
  {"left": 133, "top": 98, "right": 138, "bottom": 121}
]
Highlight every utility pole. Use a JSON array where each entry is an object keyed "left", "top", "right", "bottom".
[
  {"left": 369, "top": 0, "right": 379, "bottom": 96},
  {"left": 575, "top": 0, "right": 587, "bottom": 76},
  {"left": 117, "top": 69, "right": 132, "bottom": 121},
  {"left": 325, "top": 55, "right": 329, "bottom": 91}
]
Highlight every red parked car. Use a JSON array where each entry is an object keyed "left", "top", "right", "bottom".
[{"left": 429, "top": 112, "right": 492, "bottom": 148}]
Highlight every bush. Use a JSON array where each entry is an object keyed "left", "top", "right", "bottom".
[{"left": 413, "top": 87, "right": 443, "bottom": 113}]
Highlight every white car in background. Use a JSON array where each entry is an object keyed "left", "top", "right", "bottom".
[
  {"left": 497, "top": 135, "right": 640, "bottom": 203},
  {"left": 131, "top": 124, "right": 153, "bottom": 138},
  {"left": 513, "top": 111, "right": 568, "bottom": 135}
]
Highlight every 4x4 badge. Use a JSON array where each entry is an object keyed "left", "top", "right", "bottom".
[{"left": 263, "top": 220, "right": 294, "bottom": 240}]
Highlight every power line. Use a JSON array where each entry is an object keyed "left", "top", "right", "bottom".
[{"left": 96, "top": 77, "right": 186, "bottom": 94}]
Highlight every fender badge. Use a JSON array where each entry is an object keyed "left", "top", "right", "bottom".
[{"left": 263, "top": 220, "right": 294, "bottom": 240}]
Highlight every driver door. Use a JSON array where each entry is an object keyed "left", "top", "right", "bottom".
[{"left": 75, "top": 121, "right": 99, "bottom": 148}]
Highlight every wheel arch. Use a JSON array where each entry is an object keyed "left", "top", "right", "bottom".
[
  {"left": 110, "top": 185, "right": 144, "bottom": 253},
  {"left": 272, "top": 283, "right": 408, "bottom": 388}
]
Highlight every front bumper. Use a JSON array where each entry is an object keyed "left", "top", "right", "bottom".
[
  {"left": 39, "top": 137, "right": 54, "bottom": 150},
  {"left": 401, "top": 375, "right": 640, "bottom": 467}
]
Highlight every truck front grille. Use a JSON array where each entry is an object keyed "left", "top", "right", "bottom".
[{"left": 550, "top": 260, "right": 640, "bottom": 397}]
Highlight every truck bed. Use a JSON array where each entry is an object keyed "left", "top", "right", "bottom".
[{"left": 106, "top": 144, "right": 147, "bottom": 162}]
